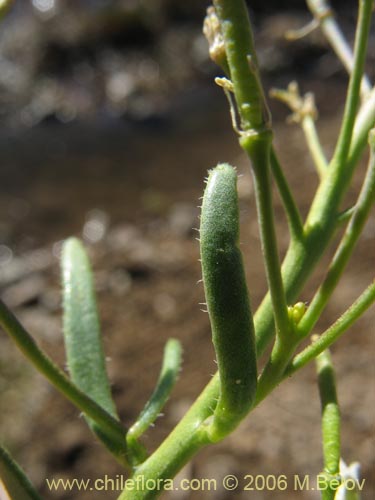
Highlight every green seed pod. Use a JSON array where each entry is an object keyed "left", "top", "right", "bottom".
[{"left": 200, "top": 163, "right": 257, "bottom": 441}]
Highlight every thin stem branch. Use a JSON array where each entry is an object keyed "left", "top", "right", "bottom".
[
  {"left": 307, "top": 0, "right": 372, "bottom": 99},
  {"left": 254, "top": 335, "right": 298, "bottom": 405},
  {"left": 298, "top": 128, "right": 375, "bottom": 337},
  {"left": 0, "top": 300, "right": 128, "bottom": 465},
  {"left": 117, "top": 3, "right": 373, "bottom": 496},
  {"left": 213, "top": 0, "right": 290, "bottom": 340},
  {"left": 270, "top": 83, "right": 328, "bottom": 178},
  {"left": 349, "top": 86, "right": 375, "bottom": 167},
  {"left": 286, "top": 282, "right": 375, "bottom": 377},
  {"left": 212, "top": 0, "right": 267, "bottom": 130},
  {"left": 246, "top": 140, "right": 291, "bottom": 341},
  {"left": 248, "top": 177, "right": 291, "bottom": 340},
  {"left": 0, "top": 444, "right": 41, "bottom": 500},
  {"left": 302, "top": 115, "right": 329, "bottom": 177},
  {"left": 331, "top": 0, "right": 373, "bottom": 172},
  {"left": 270, "top": 148, "right": 305, "bottom": 241},
  {"left": 336, "top": 205, "right": 355, "bottom": 226}
]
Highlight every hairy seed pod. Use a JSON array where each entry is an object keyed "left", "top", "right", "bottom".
[{"left": 200, "top": 163, "right": 257, "bottom": 441}]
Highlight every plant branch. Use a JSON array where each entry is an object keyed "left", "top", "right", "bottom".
[
  {"left": 126, "top": 339, "right": 182, "bottom": 465},
  {"left": 212, "top": 0, "right": 268, "bottom": 130},
  {"left": 213, "top": 0, "right": 290, "bottom": 341},
  {"left": 349, "top": 86, "right": 375, "bottom": 167},
  {"left": 247, "top": 141, "right": 291, "bottom": 341},
  {"left": 302, "top": 115, "right": 329, "bottom": 178},
  {"left": 270, "top": 82, "right": 328, "bottom": 178},
  {"left": 0, "top": 300, "right": 128, "bottom": 465},
  {"left": 330, "top": 0, "right": 373, "bottom": 173},
  {"left": 286, "top": 281, "right": 375, "bottom": 377},
  {"left": 306, "top": 0, "right": 372, "bottom": 100},
  {"left": 270, "top": 148, "right": 305, "bottom": 241},
  {"left": 298, "top": 128, "right": 375, "bottom": 337},
  {"left": 117, "top": 3, "right": 373, "bottom": 496},
  {"left": 0, "top": 444, "right": 41, "bottom": 500}
]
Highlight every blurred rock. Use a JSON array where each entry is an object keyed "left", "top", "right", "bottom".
[
  {"left": 1, "top": 274, "right": 45, "bottom": 308},
  {"left": 168, "top": 202, "right": 198, "bottom": 237}
]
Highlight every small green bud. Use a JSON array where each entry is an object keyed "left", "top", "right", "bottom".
[{"left": 288, "top": 301, "right": 307, "bottom": 325}]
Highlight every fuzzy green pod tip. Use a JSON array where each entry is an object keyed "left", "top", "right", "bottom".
[{"left": 200, "top": 163, "right": 257, "bottom": 441}]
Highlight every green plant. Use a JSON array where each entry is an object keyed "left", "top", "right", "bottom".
[{"left": 0, "top": 0, "right": 374, "bottom": 498}]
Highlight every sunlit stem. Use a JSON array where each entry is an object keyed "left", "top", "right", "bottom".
[{"left": 306, "top": 0, "right": 372, "bottom": 100}]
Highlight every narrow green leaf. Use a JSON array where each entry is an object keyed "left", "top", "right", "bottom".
[
  {"left": 61, "top": 237, "right": 117, "bottom": 418},
  {"left": 61, "top": 238, "right": 128, "bottom": 464},
  {"left": 0, "top": 444, "right": 41, "bottom": 500},
  {"left": 126, "top": 339, "right": 182, "bottom": 465},
  {"left": 200, "top": 163, "right": 257, "bottom": 441}
]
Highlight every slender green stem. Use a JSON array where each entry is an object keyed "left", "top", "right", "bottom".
[
  {"left": 270, "top": 148, "right": 304, "bottom": 241},
  {"left": 349, "top": 87, "right": 375, "bottom": 167},
  {"left": 302, "top": 115, "right": 329, "bottom": 177},
  {"left": 244, "top": 137, "right": 291, "bottom": 341},
  {"left": 213, "top": 0, "right": 290, "bottom": 341},
  {"left": 0, "top": 444, "right": 41, "bottom": 500},
  {"left": 0, "top": 300, "right": 127, "bottom": 463},
  {"left": 254, "top": 335, "right": 298, "bottom": 405},
  {"left": 127, "top": 339, "right": 182, "bottom": 465},
  {"left": 330, "top": 0, "right": 373, "bottom": 172},
  {"left": 117, "top": 379, "right": 219, "bottom": 500},
  {"left": 212, "top": 0, "right": 267, "bottom": 130},
  {"left": 336, "top": 206, "right": 355, "bottom": 226},
  {"left": 298, "top": 129, "right": 375, "bottom": 337},
  {"left": 307, "top": 0, "right": 372, "bottom": 99},
  {"left": 270, "top": 82, "right": 328, "bottom": 177},
  {"left": 286, "top": 282, "right": 375, "bottom": 377},
  {"left": 316, "top": 349, "right": 341, "bottom": 478},
  {"left": 305, "top": 0, "right": 372, "bottom": 246}
]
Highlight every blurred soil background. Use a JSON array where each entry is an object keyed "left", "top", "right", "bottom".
[{"left": 0, "top": 1, "right": 374, "bottom": 499}]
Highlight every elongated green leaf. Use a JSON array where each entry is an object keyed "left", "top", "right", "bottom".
[
  {"left": 61, "top": 237, "right": 117, "bottom": 418},
  {"left": 61, "top": 238, "right": 129, "bottom": 462},
  {"left": 200, "top": 164, "right": 257, "bottom": 441},
  {"left": 126, "top": 338, "right": 182, "bottom": 464},
  {"left": 0, "top": 444, "right": 41, "bottom": 500}
]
